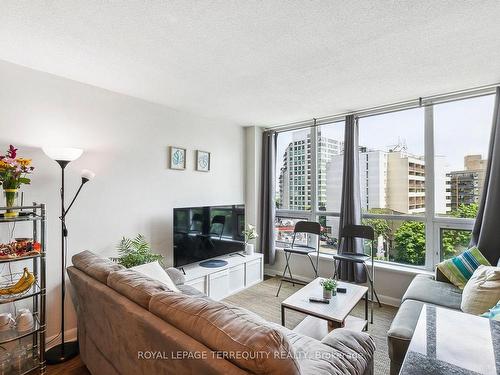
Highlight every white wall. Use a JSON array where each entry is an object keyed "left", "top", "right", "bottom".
[{"left": 0, "top": 60, "right": 245, "bottom": 340}]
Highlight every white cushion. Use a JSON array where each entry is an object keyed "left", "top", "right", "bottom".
[
  {"left": 131, "top": 261, "right": 180, "bottom": 293},
  {"left": 461, "top": 265, "right": 500, "bottom": 315}
]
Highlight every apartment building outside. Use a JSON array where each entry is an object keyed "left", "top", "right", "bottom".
[
  {"left": 448, "top": 155, "right": 487, "bottom": 210},
  {"left": 325, "top": 147, "right": 450, "bottom": 238},
  {"left": 278, "top": 130, "right": 342, "bottom": 210}
]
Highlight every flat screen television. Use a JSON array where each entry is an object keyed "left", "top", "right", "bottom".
[{"left": 173, "top": 204, "right": 245, "bottom": 267}]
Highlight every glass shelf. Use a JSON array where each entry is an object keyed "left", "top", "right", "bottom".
[
  {"left": 0, "top": 316, "right": 40, "bottom": 345},
  {"left": 0, "top": 281, "right": 41, "bottom": 305},
  {"left": 0, "top": 254, "right": 41, "bottom": 264},
  {"left": 9, "top": 357, "right": 41, "bottom": 375},
  {"left": 0, "top": 205, "right": 44, "bottom": 224},
  {"left": 0, "top": 214, "right": 42, "bottom": 224}
]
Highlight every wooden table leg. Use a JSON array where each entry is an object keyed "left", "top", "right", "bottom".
[{"left": 328, "top": 320, "right": 341, "bottom": 331}]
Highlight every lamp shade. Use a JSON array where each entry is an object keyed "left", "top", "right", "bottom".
[
  {"left": 81, "top": 169, "right": 95, "bottom": 181},
  {"left": 42, "top": 147, "right": 83, "bottom": 162}
]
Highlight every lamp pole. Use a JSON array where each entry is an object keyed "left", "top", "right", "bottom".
[
  {"left": 42, "top": 148, "right": 94, "bottom": 364},
  {"left": 45, "top": 159, "right": 79, "bottom": 364}
]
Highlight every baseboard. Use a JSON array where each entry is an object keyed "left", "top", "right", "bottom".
[
  {"left": 46, "top": 327, "right": 78, "bottom": 349},
  {"left": 264, "top": 268, "right": 401, "bottom": 307}
]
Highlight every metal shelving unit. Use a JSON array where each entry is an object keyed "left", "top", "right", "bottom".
[{"left": 0, "top": 204, "right": 46, "bottom": 375}]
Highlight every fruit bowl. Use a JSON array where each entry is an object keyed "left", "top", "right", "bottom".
[{"left": 0, "top": 269, "right": 37, "bottom": 299}]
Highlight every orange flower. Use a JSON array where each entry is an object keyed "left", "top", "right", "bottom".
[
  {"left": 16, "top": 158, "right": 32, "bottom": 167},
  {"left": 0, "top": 160, "right": 11, "bottom": 170}
]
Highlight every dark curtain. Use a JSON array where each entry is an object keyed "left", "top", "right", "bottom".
[
  {"left": 259, "top": 130, "right": 277, "bottom": 265},
  {"left": 338, "top": 115, "right": 366, "bottom": 282},
  {"left": 470, "top": 87, "right": 500, "bottom": 266}
]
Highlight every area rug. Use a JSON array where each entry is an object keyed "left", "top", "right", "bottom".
[{"left": 224, "top": 276, "right": 397, "bottom": 375}]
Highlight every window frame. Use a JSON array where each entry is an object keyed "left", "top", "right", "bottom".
[{"left": 275, "top": 96, "right": 492, "bottom": 271}]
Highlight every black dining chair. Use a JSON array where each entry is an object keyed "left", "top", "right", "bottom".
[
  {"left": 333, "top": 224, "right": 382, "bottom": 323},
  {"left": 209, "top": 215, "right": 226, "bottom": 239},
  {"left": 276, "top": 221, "right": 321, "bottom": 297}
]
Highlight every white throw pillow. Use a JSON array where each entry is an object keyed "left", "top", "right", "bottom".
[
  {"left": 461, "top": 265, "right": 500, "bottom": 315},
  {"left": 131, "top": 261, "right": 180, "bottom": 293}
]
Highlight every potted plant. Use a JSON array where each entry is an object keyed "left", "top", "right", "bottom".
[
  {"left": 116, "top": 234, "right": 163, "bottom": 268},
  {"left": 320, "top": 278, "right": 337, "bottom": 299},
  {"left": 0, "top": 145, "right": 34, "bottom": 218},
  {"left": 243, "top": 224, "right": 258, "bottom": 255}
]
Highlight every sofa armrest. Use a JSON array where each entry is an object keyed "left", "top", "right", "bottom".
[
  {"left": 321, "top": 328, "right": 375, "bottom": 369},
  {"left": 165, "top": 267, "right": 185, "bottom": 285}
]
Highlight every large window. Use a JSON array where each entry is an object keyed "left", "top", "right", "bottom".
[
  {"left": 358, "top": 109, "right": 425, "bottom": 215},
  {"left": 434, "top": 95, "right": 493, "bottom": 216},
  {"left": 431, "top": 95, "right": 494, "bottom": 262},
  {"left": 357, "top": 109, "right": 426, "bottom": 266},
  {"left": 273, "top": 94, "right": 495, "bottom": 270},
  {"left": 276, "top": 128, "right": 313, "bottom": 211},
  {"left": 317, "top": 122, "right": 344, "bottom": 212}
]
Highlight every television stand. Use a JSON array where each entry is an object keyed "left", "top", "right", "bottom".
[
  {"left": 182, "top": 253, "right": 263, "bottom": 301},
  {"left": 179, "top": 267, "right": 186, "bottom": 275},
  {"left": 230, "top": 252, "right": 246, "bottom": 258}
]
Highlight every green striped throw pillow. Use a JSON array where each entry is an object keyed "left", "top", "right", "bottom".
[{"left": 436, "top": 247, "right": 491, "bottom": 289}]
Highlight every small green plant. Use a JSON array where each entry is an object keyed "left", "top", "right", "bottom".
[
  {"left": 116, "top": 234, "right": 163, "bottom": 268},
  {"left": 320, "top": 278, "right": 337, "bottom": 291}
]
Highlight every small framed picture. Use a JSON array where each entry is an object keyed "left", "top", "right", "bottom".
[
  {"left": 196, "top": 150, "right": 211, "bottom": 172},
  {"left": 169, "top": 146, "right": 186, "bottom": 170}
]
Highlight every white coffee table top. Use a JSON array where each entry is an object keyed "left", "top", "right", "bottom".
[{"left": 281, "top": 277, "right": 368, "bottom": 323}]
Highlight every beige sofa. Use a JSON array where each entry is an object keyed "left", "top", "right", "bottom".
[{"left": 67, "top": 251, "right": 375, "bottom": 375}]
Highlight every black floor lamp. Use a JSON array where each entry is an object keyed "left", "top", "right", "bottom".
[{"left": 42, "top": 147, "right": 95, "bottom": 364}]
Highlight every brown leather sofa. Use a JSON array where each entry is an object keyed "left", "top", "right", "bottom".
[{"left": 67, "top": 251, "right": 376, "bottom": 375}]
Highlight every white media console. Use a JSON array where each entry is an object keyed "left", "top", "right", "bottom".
[{"left": 183, "top": 252, "right": 264, "bottom": 300}]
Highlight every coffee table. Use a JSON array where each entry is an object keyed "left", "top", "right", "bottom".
[
  {"left": 281, "top": 277, "right": 368, "bottom": 340},
  {"left": 400, "top": 304, "right": 500, "bottom": 375}
]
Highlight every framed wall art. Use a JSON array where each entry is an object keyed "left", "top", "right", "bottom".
[
  {"left": 196, "top": 150, "right": 211, "bottom": 172},
  {"left": 169, "top": 146, "right": 186, "bottom": 170}
]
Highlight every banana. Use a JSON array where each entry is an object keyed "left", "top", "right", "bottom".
[{"left": 0, "top": 268, "right": 36, "bottom": 296}]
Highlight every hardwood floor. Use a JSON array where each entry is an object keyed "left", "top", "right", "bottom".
[{"left": 46, "top": 357, "right": 89, "bottom": 375}]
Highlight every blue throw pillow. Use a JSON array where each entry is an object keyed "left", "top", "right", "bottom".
[{"left": 481, "top": 300, "right": 500, "bottom": 321}]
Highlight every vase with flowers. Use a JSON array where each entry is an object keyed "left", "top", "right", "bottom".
[
  {"left": 0, "top": 145, "right": 34, "bottom": 218},
  {"left": 243, "top": 224, "right": 259, "bottom": 256}
]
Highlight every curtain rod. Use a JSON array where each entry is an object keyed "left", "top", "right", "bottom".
[{"left": 265, "top": 82, "right": 499, "bottom": 133}]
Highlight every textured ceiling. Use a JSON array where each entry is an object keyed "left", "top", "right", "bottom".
[{"left": 1, "top": 1, "right": 500, "bottom": 126}]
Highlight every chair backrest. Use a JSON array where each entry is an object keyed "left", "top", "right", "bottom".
[
  {"left": 341, "top": 224, "right": 374, "bottom": 241},
  {"left": 293, "top": 221, "right": 321, "bottom": 235},
  {"left": 211, "top": 215, "right": 226, "bottom": 225},
  {"left": 291, "top": 221, "right": 321, "bottom": 252},
  {"left": 210, "top": 215, "right": 226, "bottom": 238}
]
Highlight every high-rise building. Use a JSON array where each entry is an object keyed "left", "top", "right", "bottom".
[
  {"left": 325, "top": 146, "right": 450, "bottom": 238},
  {"left": 278, "top": 130, "right": 342, "bottom": 210},
  {"left": 448, "top": 155, "right": 487, "bottom": 210},
  {"left": 326, "top": 149, "right": 436, "bottom": 215}
]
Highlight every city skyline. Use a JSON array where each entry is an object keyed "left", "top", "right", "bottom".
[
  {"left": 277, "top": 132, "right": 486, "bottom": 215},
  {"left": 276, "top": 94, "right": 494, "bottom": 176}
]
